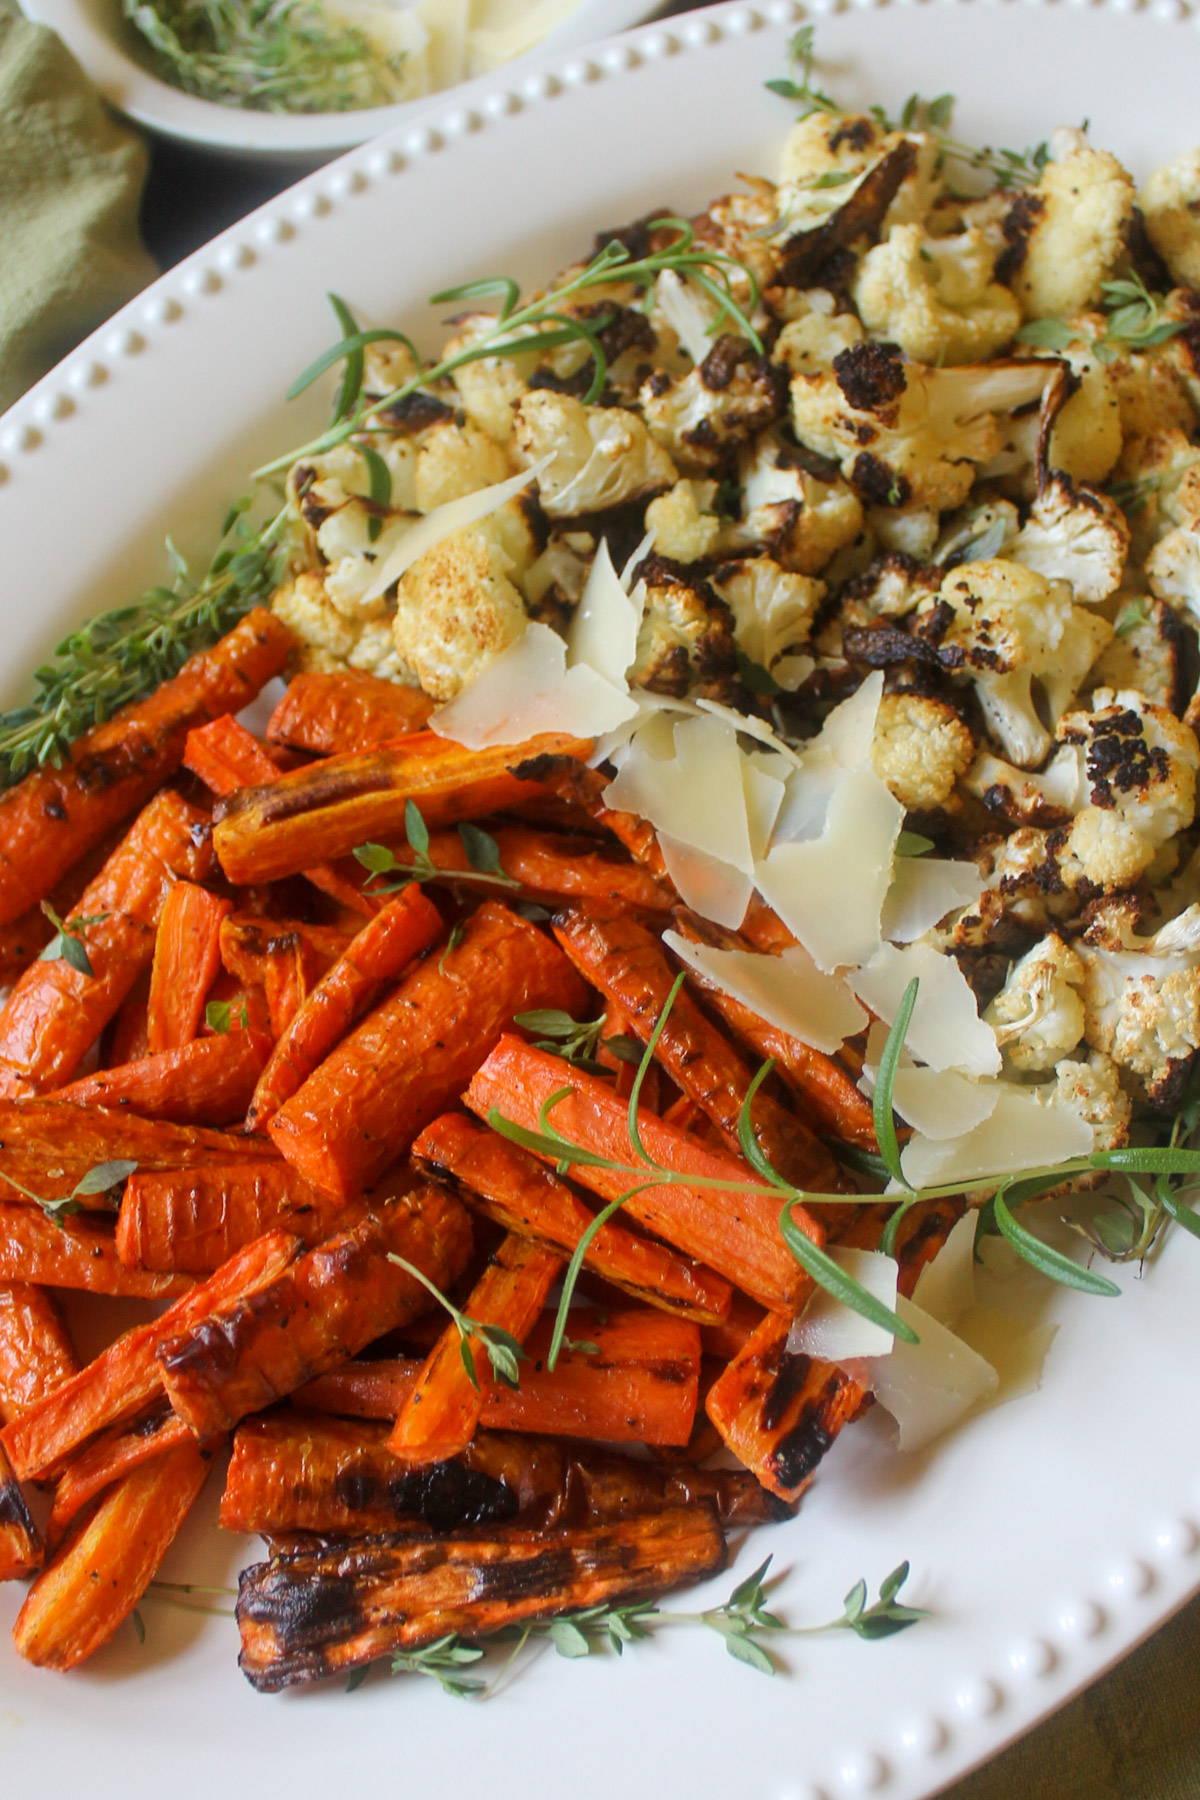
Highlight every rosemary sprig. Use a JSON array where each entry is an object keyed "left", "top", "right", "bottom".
[
  {"left": 385, "top": 1251, "right": 529, "bottom": 1391},
  {"left": 354, "top": 802, "right": 519, "bottom": 895},
  {"left": 38, "top": 904, "right": 109, "bottom": 978},
  {"left": 0, "top": 1160, "right": 137, "bottom": 1224},
  {"left": 767, "top": 27, "right": 1048, "bottom": 191},
  {"left": 0, "top": 498, "right": 290, "bottom": 790}
]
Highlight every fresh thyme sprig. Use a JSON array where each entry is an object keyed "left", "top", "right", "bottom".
[
  {"left": 513, "top": 1008, "right": 643, "bottom": 1075},
  {"left": 1018, "top": 270, "right": 1186, "bottom": 363},
  {"left": 766, "top": 27, "right": 1048, "bottom": 191},
  {"left": 257, "top": 219, "right": 763, "bottom": 478},
  {"left": 354, "top": 802, "right": 519, "bottom": 896},
  {"left": 37, "top": 904, "right": 110, "bottom": 978},
  {"left": 205, "top": 997, "right": 249, "bottom": 1034},
  {"left": 0, "top": 498, "right": 290, "bottom": 789},
  {"left": 0, "top": 1159, "right": 137, "bottom": 1224},
  {"left": 385, "top": 1251, "right": 529, "bottom": 1391}
]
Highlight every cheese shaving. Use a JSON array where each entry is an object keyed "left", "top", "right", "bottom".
[
  {"left": 786, "top": 1250, "right": 899, "bottom": 1360},
  {"left": 881, "top": 857, "right": 986, "bottom": 944},
  {"left": 566, "top": 539, "right": 642, "bottom": 689},
  {"left": 607, "top": 713, "right": 754, "bottom": 877},
  {"left": 851, "top": 942, "right": 1001, "bottom": 1077},
  {"left": 657, "top": 834, "right": 752, "bottom": 930},
  {"left": 361, "top": 457, "right": 549, "bottom": 603},
  {"left": 912, "top": 1213, "right": 978, "bottom": 1327},
  {"left": 663, "top": 930, "right": 866, "bottom": 1054},
  {"left": 430, "top": 620, "right": 635, "bottom": 749},
  {"left": 861, "top": 1296, "right": 999, "bottom": 1452},
  {"left": 900, "top": 1084, "right": 1094, "bottom": 1189}
]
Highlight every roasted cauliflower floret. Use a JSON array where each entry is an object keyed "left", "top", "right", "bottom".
[
  {"left": 414, "top": 421, "right": 512, "bottom": 513},
  {"left": 869, "top": 691, "right": 974, "bottom": 809},
  {"left": 639, "top": 339, "right": 786, "bottom": 473},
  {"left": 1046, "top": 347, "right": 1124, "bottom": 487},
  {"left": 1075, "top": 903, "right": 1200, "bottom": 1106},
  {"left": 1034, "top": 1050, "right": 1132, "bottom": 1150},
  {"left": 711, "top": 557, "right": 822, "bottom": 690},
  {"left": 853, "top": 225, "right": 1021, "bottom": 366},
  {"left": 1088, "top": 599, "right": 1183, "bottom": 714},
  {"left": 646, "top": 480, "right": 723, "bottom": 563},
  {"left": 776, "top": 111, "right": 941, "bottom": 231},
  {"left": 1145, "top": 517, "right": 1200, "bottom": 627},
  {"left": 1054, "top": 688, "right": 1199, "bottom": 889},
  {"left": 728, "top": 430, "right": 864, "bottom": 575},
  {"left": 272, "top": 571, "right": 362, "bottom": 669},
  {"left": 962, "top": 745, "right": 1084, "bottom": 827},
  {"left": 628, "top": 558, "right": 737, "bottom": 697},
  {"left": 772, "top": 309, "right": 864, "bottom": 376},
  {"left": 1140, "top": 151, "right": 1200, "bottom": 291},
  {"left": 391, "top": 520, "right": 528, "bottom": 701},
  {"left": 1008, "top": 472, "right": 1129, "bottom": 605},
  {"left": 925, "top": 559, "right": 1113, "bottom": 767},
  {"left": 1004, "top": 134, "right": 1135, "bottom": 320},
  {"left": 984, "top": 933, "right": 1086, "bottom": 1072},
  {"left": 514, "top": 391, "right": 676, "bottom": 516},
  {"left": 442, "top": 313, "right": 533, "bottom": 444}
]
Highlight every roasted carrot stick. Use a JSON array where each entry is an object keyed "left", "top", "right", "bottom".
[
  {"left": 388, "top": 1234, "right": 562, "bottom": 1466},
  {"left": 480, "top": 1307, "right": 700, "bottom": 1446},
  {"left": 0, "top": 1282, "right": 77, "bottom": 1419},
  {"left": 236, "top": 1501, "right": 727, "bottom": 1690},
  {"left": 267, "top": 670, "right": 435, "bottom": 755},
  {"left": 269, "top": 901, "right": 588, "bottom": 1203},
  {"left": 157, "top": 1184, "right": 473, "bottom": 1441},
  {"left": 670, "top": 911, "right": 879, "bottom": 1150},
  {"left": 295, "top": 1357, "right": 421, "bottom": 1420},
  {"left": 45, "top": 1410, "right": 193, "bottom": 1550},
  {"left": 0, "top": 608, "right": 291, "bottom": 931},
  {"left": 0, "top": 1100, "right": 276, "bottom": 1210},
  {"left": 200, "top": 969, "right": 272, "bottom": 1040},
  {"left": 145, "top": 881, "right": 231, "bottom": 1052},
  {"left": 553, "top": 908, "right": 842, "bottom": 1195},
  {"left": 0, "top": 1205, "right": 191, "bottom": 1299},
  {"left": 412, "top": 1112, "right": 731, "bottom": 1325},
  {"left": 211, "top": 731, "right": 593, "bottom": 886},
  {"left": 1, "top": 1228, "right": 301, "bottom": 1481},
  {"left": 13, "top": 1437, "right": 211, "bottom": 1669},
  {"left": 0, "top": 789, "right": 215, "bottom": 1097},
  {"left": 465, "top": 1036, "right": 819, "bottom": 1313},
  {"left": 116, "top": 1161, "right": 346, "bottom": 1274},
  {"left": 0, "top": 1444, "right": 42, "bottom": 1580},
  {"left": 512, "top": 752, "right": 673, "bottom": 886},
  {"left": 48, "top": 1030, "right": 272, "bottom": 1126},
  {"left": 247, "top": 885, "right": 442, "bottom": 1133},
  {"left": 0, "top": 833, "right": 123, "bottom": 986},
  {"left": 107, "top": 968, "right": 152, "bottom": 1065},
  {"left": 220, "top": 912, "right": 354, "bottom": 1037},
  {"left": 378, "top": 826, "right": 673, "bottom": 912}
]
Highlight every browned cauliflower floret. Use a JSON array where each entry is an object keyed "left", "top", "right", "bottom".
[
  {"left": 1053, "top": 688, "right": 1199, "bottom": 890},
  {"left": 639, "top": 338, "right": 786, "bottom": 473},
  {"left": 772, "top": 307, "right": 864, "bottom": 376},
  {"left": 514, "top": 391, "right": 676, "bottom": 516},
  {"left": 628, "top": 558, "right": 737, "bottom": 697},
  {"left": 726, "top": 431, "right": 864, "bottom": 576},
  {"left": 272, "top": 571, "right": 363, "bottom": 670},
  {"left": 391, "top": 521, "right": 528, "bottom": 701},
  {"left": 984, "top": 933, "right": 1086, "bottom": 1072},
  {"left": 711, "top": 557, "right": 822, "bottom": 690},
  {"left": 1008, "top": 472, "right": 1129, "bottom": 605},
  {"left": 442, "top": 312, "right": 533, "bottom": 444},
  {"left": 1002, "top": 133, "right": 1135, "bottom": 320},
  {"left": 870, "top": 692, "right": 975, "bottom": 809},
  {"left": 1140, "top": 152, "right": 1200, "bottom": 291},
  {"left": 1034, "top": 1051, "right": 1131, "bottom": 1150},
  {"left": 1075, "top": 903, "right": 1200, "bottom": 1108},
  {"left": 646, "top": 481, "right": 723, "bottom": 563},
  {"left": 1088, "top": 599, "right": 1184, "bottom": 715},
  {"left": 853, "top": 225, "right": 1021, "bottom": 365},
  {"left": 414, "top": 421, "right": 512, "bottom": 513},
  {"left": 775, "top": 111, "right": 942, "bottom": 233}
]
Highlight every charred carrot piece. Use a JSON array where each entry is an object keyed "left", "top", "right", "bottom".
[
  {"left": 0, "top": 833, "right": 124, "bottom": 987},
  {"left": 294, "top": 1358, "right": 420, "bottom": 1421},
  {"left": 0, "top": 608, "right": 291, "bottom": 931},
  {"left": 0, "top": 1099, "right": 276, "bottom": 1209},
  {"left": 201, "top": 969, "right": 272, "bottom": 1040},
  {"left": 212, "top": 731, "right": 594, "bottom": 887},
  {"left": 145, "top": 881, "right": 231, "bottom": 1052},
  {"left": 14, "top": 1438, "right": 211, "bottom": 1669},
  {"left": 157, "top": 1184, "right": 473, "bottom": 1441},
  {"left": 247, "top": 885, "right": 442, "bottom": 1133},
  {"left": 0, "top": 789, "right": 215, "bottom": 1097},
  {"left": 700, "top": 1288, "right": 767, "bottom": 1362},
  {"left": 45, "top": 1411, "right": 193, "bottom": 1551},
  {"left": 0, "top": 1282, "right": 77, "bottom": 1420},
  {"left": 49, "top": 1030, "right": 272, "bottom": 1126},
  {"left": 237, "top": 1501, "right": 727, "bottom": 1690},
  {"left": 1, "top": 1229, "right": 301, "bottom": 1481},
  {"left": 513, "top": 752, "right": 673, "bottom": 886},
  {"left": 388, "top": 1234, "right": 562, "bottom": 1466},
  {"left": 412, "top": 1112, "right": 731, "bottom": 1325},
  {"left": 465, "top": 1036, "right": 819, "bottom": 1313},
  {"left": 670, "top": 912, "right": 879, "bottom": 1150},
  {"left": 220, "top": 912, "right": 354, "bottom": 1037},
  {"left": 480, "top": 1307, "right": 700, "bottom": 1446},
  {"left": 221, "top": 1414, "right": 790, "bottom": 1538},
  {"left": 116, "top": 1161, "right": 346, "bottom": 1274},
  {"left": 0, "top": 1442, "right": 42, "bottom": 1580},
  {"left": 553, "top": 908, "right": 840, "bottom": 1196},
  {"left": 267, "top": 670, "right": 435, "bottom": 756},
  {"left": 107, "top": 969, "right": 151, "bottom": 1066},
  {"left": 378, "top": 826, "right": 672, "bottom": 913},
  {"left": 269, "top": 901, "right": 588, "bottom": 1203},
  {"left": 0, "top": 1206, "right": 190, "bottom": 1299}
]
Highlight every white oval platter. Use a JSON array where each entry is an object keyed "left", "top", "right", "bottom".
[{"left": 3, "top": 5, "right": 1200, "bottom": 1798}]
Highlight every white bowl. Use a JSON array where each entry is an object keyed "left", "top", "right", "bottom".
[{"left": 20, "top": 0, "right": 667, "bottom": 162}]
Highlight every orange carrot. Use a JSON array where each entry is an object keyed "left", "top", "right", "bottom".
[
  {"left": 553, "top": 908, "right": 841, "bottom": 1194},
  {"left": 513, "top": 752, "right": 674, "bottom": 886},
  {"left": 267, "top": 670, "right": 435, "bottom": 756},
  {"left": 45, "top": 1411, "right": 193, "bottom": 1550},
  {"left": 465, "top": 1035, "right": 819, "bottom": 1312},
  {"left": 0, "top": 1443, "right": 42, "bottom": 1580},
  {"left": 220, "top": 912, "right": 353, "bottom": 1037},
  {"left": 294, "top": 1358, "right": 420, "bottom": 1421},
  {"left": 0, "top": 1205, "right": 190, "bottom": 1299},
  {"left": 412, "top": 1112, "right": 731, "bottom": 1325},
  {"left": 388, "top": 1234, "right": 562, "bottom": 1466},
  {"left": 378, "top": 826, "right": 672, "bottom": 913},
  {"left": 0, "top": 789, "right": 214, "bottom": 1096},
  {"left": 247, "top": 885, "right": 443, "bottom": 1132},
  {"left": 0, "top": 608, "right": 291, "bottom": 931},
  {"left": 211, "top": 731, "right": 594, "bottom": 886},
  {"left": 0, "top": 1282, "right": 77, "bottom": 1420},
  {"left": 1, "top": 1228, "right": 301, "bottom": 1480},
  {"left": 145, "top": 881, "right": 231, "bottom": 1052},
  {"left": 157, "top": 1184, "right": 473, "bottom": 1441},
  {"left": 48, "top": 1030, "right": 272, "bottom": 1125},
  {"left": 269, "top": 901, "right": 589, "bottom": 1203},
  {"left": 200, "top": 969, "right": 272, "bottom": 1040},
  {"left": 13, "top": 1438, "right": 211, "bottom": 1669},
  {"left": 0, "top": 834, "right": 123, "bottom": 986},
  {"left": 107, "top": 968, "right": 152, "bottom": 1065},
  {"left": 116, "top": 1161, "right": 346, "bottom": 1274}
]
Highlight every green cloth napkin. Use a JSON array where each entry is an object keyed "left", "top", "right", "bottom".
[{"left": 0, "top": 0, "right": 155, "bottom": 413}]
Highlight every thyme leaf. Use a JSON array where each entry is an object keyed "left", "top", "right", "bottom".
[
  {"left": 354, "top": 803, "right": 519, "bottom": 894},
  {"left": 37, "top": 904, "right": 110, "bottom": 978}
]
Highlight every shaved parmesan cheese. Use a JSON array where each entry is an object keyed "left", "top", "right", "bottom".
[
  {"left": 851, "top": 943, "right": 1001, "bottom": 1077},
  {"left": 770, "top": 758, "right": 840, "bottom": 845},
  {"left": 954, "top": 1306, "right": 1057, "bottom": 1405},
  {"left": 567, "top": 539, "right": 642, "bottom": 688},
  {"left": 815, "top": 670, "right": 883, "bottom": 770},
  {"left": 694, "top": 699, "right": 804, "bottom": 769},
  {"left": 663, "top": 930, "right": 866, "bottom": 1054},
  {"left": 890, "top": 1066, "right": 1000, "bottom": 1140},
  {"left": 899, "top": 1084, "right": 1093, "bottom": 1189},
  {"left": 787, "top": 1251, "right": 899, "bottom": 1360},
  {"left": 912, "top": 1213, "right": 978, "bottom": 1327},
  {"left": 742, "top": 758, "right": 785, "bottom": 861},
  {"left": 620, "top": 531, "right": 655, "bottom": 589},
  {"left": 607, "top": 713, "right": 754, "bottom": 876},
  {"left": 861, "top": 1296, "right": 998, "bottom": 1452},
  {"left": 362, "top": 457, "right": 549, "bottom": 604},
  {"left": 755, "top": 767, "right": 903, "bottom": 973},
  {"left": 881, "top": 857, "right": 985, "bottom": 944},
  {"left": 430, "top": 621, "right": 635, "bottom": 749},
  {"left": 657, "top": 834, "right": 751, "bottom": 930}
]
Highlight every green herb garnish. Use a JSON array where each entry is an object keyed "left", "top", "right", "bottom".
[
  {"left": 355, "top": 802, "right": 519, "bottom": 894},
  {"left": 37, "top": 904, "right": 110, "bottom": 978},
  {"left": 1, "top": 1159, "right": 137, "bottom": 1224},
  {"left": 385, "top": 1252, "right": 529, "bottom": 1391}
]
